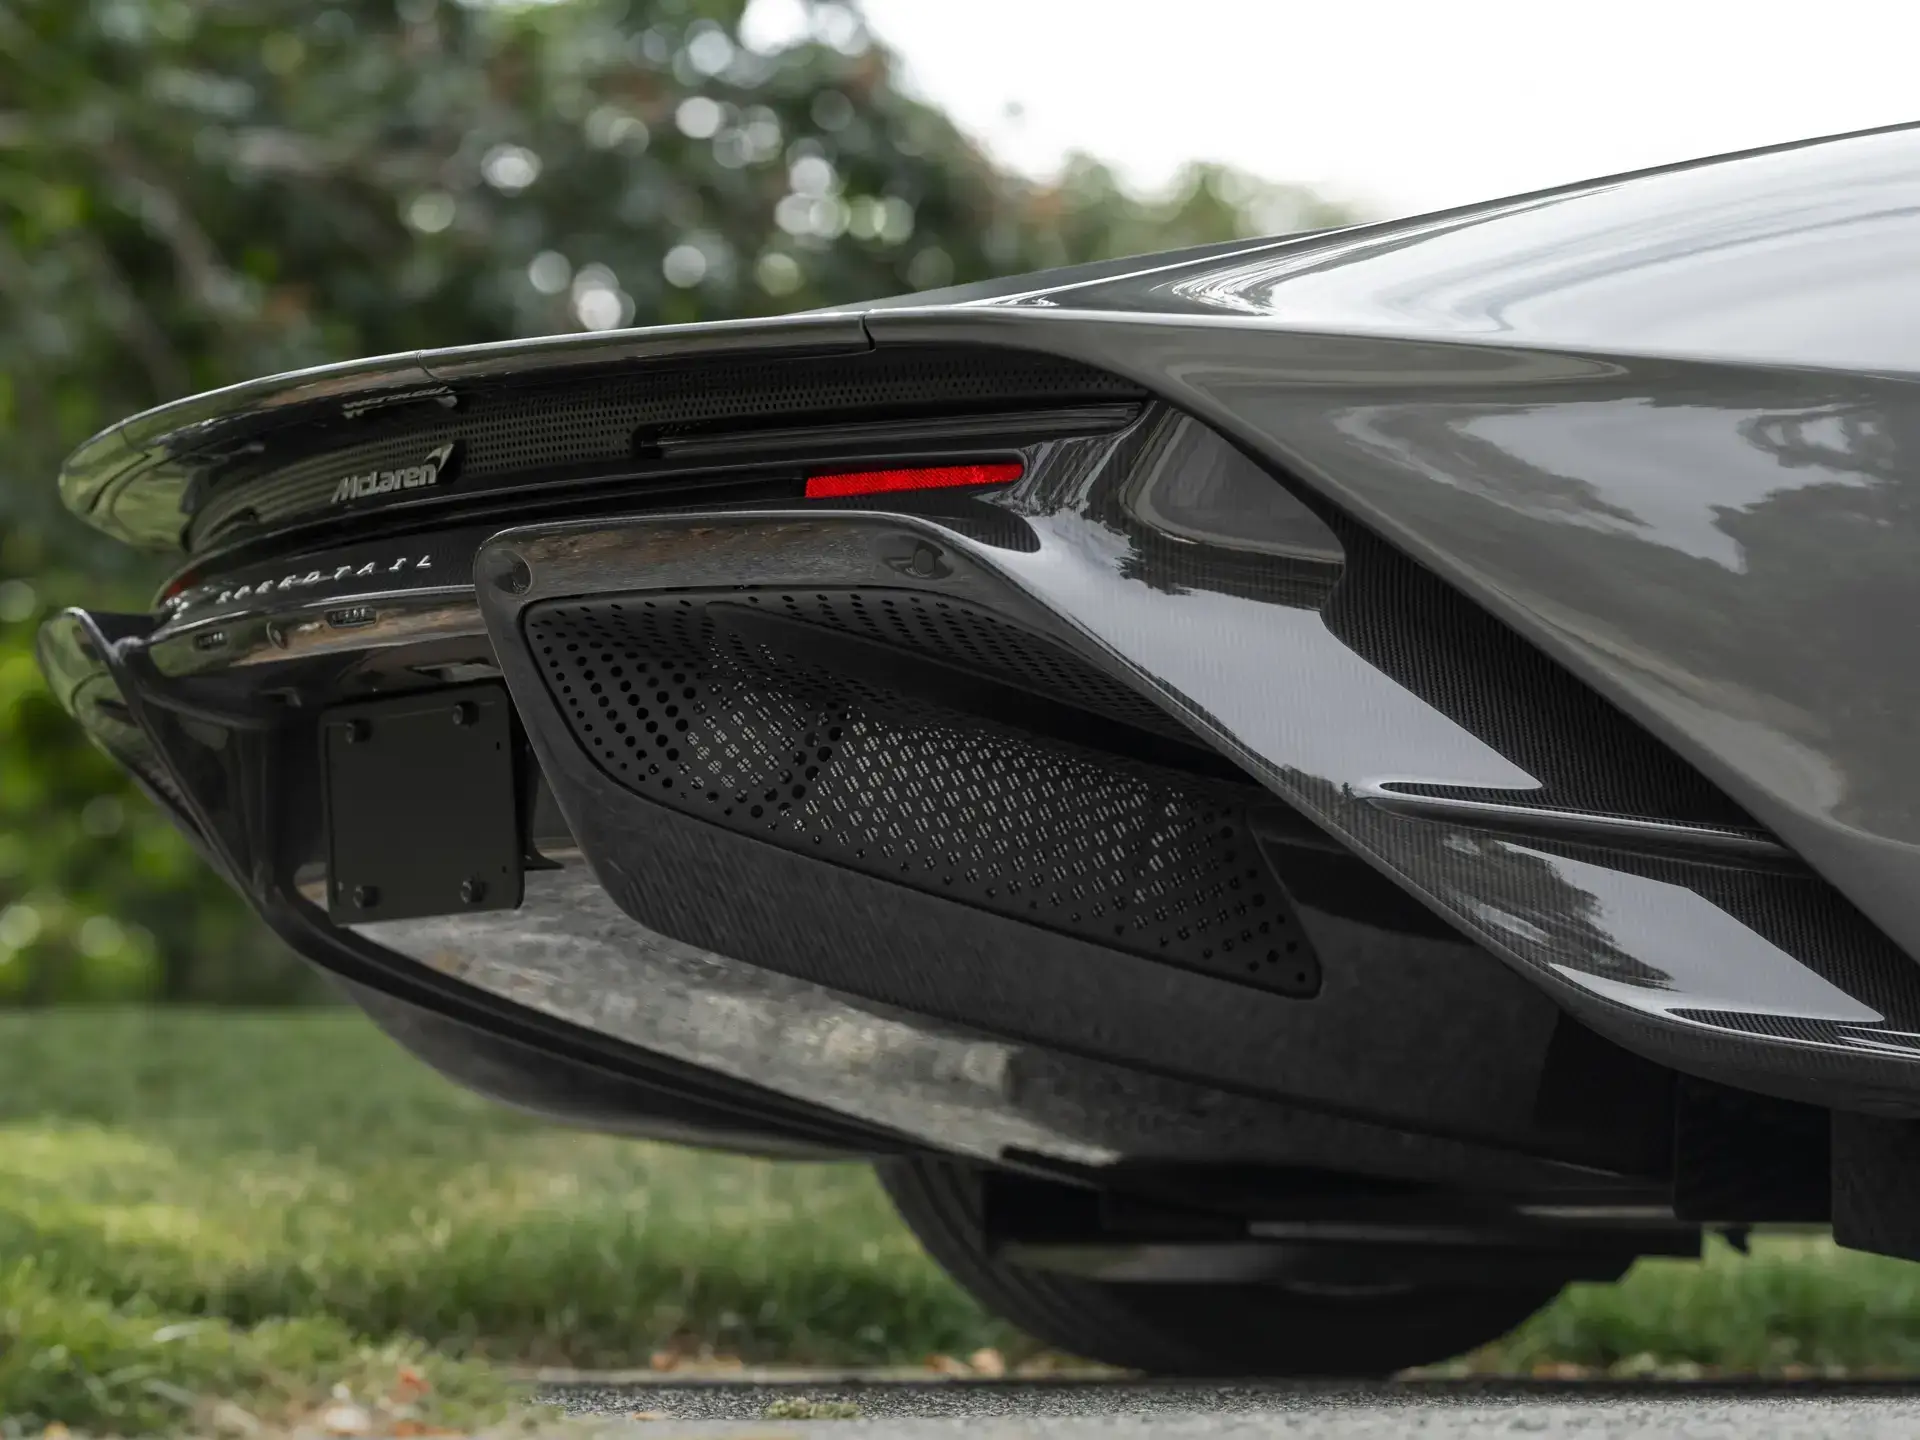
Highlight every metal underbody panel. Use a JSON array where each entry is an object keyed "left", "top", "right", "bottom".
[{"left": 343, "top": 851, "right": 1589, "bottom": 1188}]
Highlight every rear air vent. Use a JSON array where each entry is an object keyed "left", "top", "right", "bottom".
[
  {"left": 187, "top": 348, "right": 1145, "bottom": 552},
  {"left": 744, "top": 588, "right": 1193, "bottom": 740},
  {"left": 524, "top": 589, "right": 1321, "bottom": 999},
  {"left": 1324, "top": 525, "right": 1770, "bottom": 836}
]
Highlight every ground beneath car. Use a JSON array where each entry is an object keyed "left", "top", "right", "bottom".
[
  {"left": 12, "top": 1010, "right": 1920, "bottom": 1434},
  {"left": 549, "top": 1378, "right": 1920, "bottom": 1439}
]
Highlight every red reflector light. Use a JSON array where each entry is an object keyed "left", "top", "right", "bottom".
[{"left": 804, "top": 462, "right": 1023, "bottom": 499}]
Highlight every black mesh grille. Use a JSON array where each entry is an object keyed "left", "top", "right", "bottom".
[
  {"left": 523, "top": 589, "right": 1319, "bottom": 997},
  {"left": 745, "top": 588, "right": 1193, "bottom": 740},
  {"left": 189, "top": 348, "right": 1144, "bottom": 549}
]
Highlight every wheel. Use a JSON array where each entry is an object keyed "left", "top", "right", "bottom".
[{"left": 878, "top": 1157, "right": 1572, "bottom": 1377}]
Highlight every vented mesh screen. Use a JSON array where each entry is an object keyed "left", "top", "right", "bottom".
[
  {"left": 190, "top": 348, "right": 1144, "bottom": 549},
  {"left": 524, "top": 589, "right": 1319, "bottom": 997},
  {"left": 749, "top": 588, "right": 1194, "bottom": 740}
]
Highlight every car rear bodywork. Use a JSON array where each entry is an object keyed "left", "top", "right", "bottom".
[{"left": 41, "top": 122, "right": 1920, "bottom": 1267}]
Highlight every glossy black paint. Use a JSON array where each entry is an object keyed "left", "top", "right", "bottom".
[
  {"left": 849, "top": 123, "right": 1920, "bottom": 1007},
  {"left": 45, "top": 120, "right": 1920, "bottom": 1150},
  {"left": 866, "top": 309, "right": 1920, "bottom": 1039},
  {"left": 475, "top": 405, "right": 1920, "bottom": 1113},
  {"left": 475, "top": 489, "right": 1624, "bottom": 1159},
  {"left": 39, "top": 584, "right": 1629, "bottom": 1188},
  {"left": 989, "top": 123, "right": 1920, "bottom": 370},
  {"left": 63, "top": 315, "right": 873, "bottom": 552},
  {"left": 36, "top": 610, "right": 928, "bottom": 1159}
]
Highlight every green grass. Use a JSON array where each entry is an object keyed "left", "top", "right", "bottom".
[
  {"left": 0, "top": 1263, "right": 515, "bottom": 1436},
  {"left": 1465, "top": 1234, "right": 1920, "bottom": 1377},
  {"left": 0, "top": 1009, "right": 1013, "bottom": 1431},
  {"left": 9, "top": 1010, "right": 1920, "bottom": 1427}
]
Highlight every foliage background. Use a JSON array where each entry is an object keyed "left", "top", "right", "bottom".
[{"left": 0, "top": 0, "right": 1352, "bottom": 1004}]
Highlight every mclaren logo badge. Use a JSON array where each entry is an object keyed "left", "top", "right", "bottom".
[{"left": 330, "top": 441, "right": 459, "bottom": 506}]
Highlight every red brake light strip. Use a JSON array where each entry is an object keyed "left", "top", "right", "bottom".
[{"left": 804, "top": 462, "right": 1023, "bottom": 499}]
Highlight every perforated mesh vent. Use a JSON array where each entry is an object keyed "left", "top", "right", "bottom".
[
  {"left": 524, "top": 589, "right": 1319, "bottom": 997},
  {"left": 746, "top": 589, "right": 1194, "bottom": 741},
  {"left": 190, "top": 348, "right": 1143, "bottom": 549}
]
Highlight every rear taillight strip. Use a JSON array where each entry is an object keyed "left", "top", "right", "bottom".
[{"left": 804, "top": 462, "right": 1022, "bottom": 499}]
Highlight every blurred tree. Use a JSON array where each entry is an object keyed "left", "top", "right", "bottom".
[{"left": 0, "top": 0, "right": 1357, "bottom": 1003}]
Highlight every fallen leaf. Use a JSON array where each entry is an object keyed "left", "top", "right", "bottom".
[
  {"left": 319, "top": 1401, "right": 374, "bottom": 1436},
  {"left": 967, "top": 1348, "right": 1006, "bottom": 1378},
  {"left": 628, "top": 1413, "right": 669, "bottom": 1423}
]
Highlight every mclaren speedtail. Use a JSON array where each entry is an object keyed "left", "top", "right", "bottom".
[{"left": 40, "top": 123, "right": 1920, "bottom": 1374}]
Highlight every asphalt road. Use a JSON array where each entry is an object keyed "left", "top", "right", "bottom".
[{"left": 548, "top": 1379, "right": 1920, "bottom": 1438}]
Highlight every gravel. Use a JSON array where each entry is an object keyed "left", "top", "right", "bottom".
[{"left": 547, "top": 1378, "right": 1920, "bottom": 1439}]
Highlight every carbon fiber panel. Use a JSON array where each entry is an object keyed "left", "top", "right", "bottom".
[
  {"left": 1322, "top": 527, "right": 1759, "bottom": 830},
  {"left": 43, "top": 592, "right": 1647, "bottom": 1173},
  {"left": 189, "top": 348, "right": 1142, "bottom": 549},
  {"left": 345, "top": 854, "right": 1595, "bottom": 1185},
  {"left": 478, "top": 403, "right": 1920, "bottom": 1112}
]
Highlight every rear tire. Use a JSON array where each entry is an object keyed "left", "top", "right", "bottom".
[{"left": 878, "top": 1157, "right": 1571, "bottom": 1377}]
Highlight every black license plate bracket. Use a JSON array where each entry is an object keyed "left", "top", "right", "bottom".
[{"left": 322, "top": 683, "right": 522, "bottom": 924}]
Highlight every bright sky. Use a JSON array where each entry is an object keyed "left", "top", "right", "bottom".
[{"left": 840, "top": 0, "right": 1920, "bottom": 221}]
